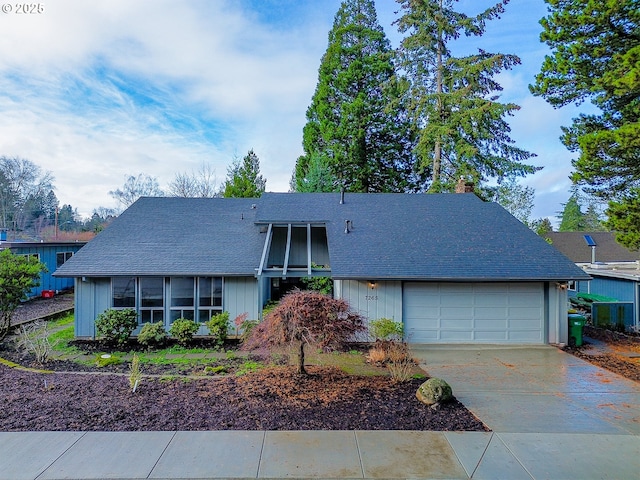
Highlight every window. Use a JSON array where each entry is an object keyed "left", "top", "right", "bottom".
[
  {"left": 139, "top": 277, "right": 164, "bottom": 324},
  {"left": 111, "top": 276, "right": 224, "bottom": 326},
  {"left": 170, "top": 277, "right": 195, "bottom": 322},
  {"left": 112, "top": 277, "right": 136, "bottom": 308},
  {"left": 56, "top": 251, "right": 73, "bottom": 268},
  {"left": 198, "top": 277, "right": 222, "bottom": 322}
]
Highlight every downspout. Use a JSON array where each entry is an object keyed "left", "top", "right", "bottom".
[
  {"left": 556, "top": 285, "right": 561, "bottom": 345},
  {"left": 633, "top": 282, "right": 640, "bottom": 332}
]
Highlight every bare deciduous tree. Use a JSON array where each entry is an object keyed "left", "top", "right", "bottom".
[
  {"left": 109, "top": 174, "right": 164, "bottom": 210},
  {"left": 168, "top": 163, "right": 218, "bottom": 198}
]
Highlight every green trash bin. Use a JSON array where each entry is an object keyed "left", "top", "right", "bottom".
[{"left": 568, "top": 314, "right": 586, "bottom": 347}]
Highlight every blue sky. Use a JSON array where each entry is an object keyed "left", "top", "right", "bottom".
[{"left": 0, "top": 0, "right": 591, "bottom": 220}]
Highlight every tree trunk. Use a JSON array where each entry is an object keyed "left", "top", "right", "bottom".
[
  {"left": 433, "top": 0, "right": 444, "bottom": 188},
  {"left": 297, "top": 341, "right": 307, "bottom": 375}
]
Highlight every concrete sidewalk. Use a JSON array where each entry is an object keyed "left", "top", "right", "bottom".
[
  {"left": 1, "top": 429, "right": 638, "bottom": 479},
  {"left": 1, "top": 345, "right": 638, "bottom": 479}
]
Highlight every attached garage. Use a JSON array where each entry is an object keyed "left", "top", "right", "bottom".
[{"left": 403, "top": 282, "right": 545, "bottom": 344}]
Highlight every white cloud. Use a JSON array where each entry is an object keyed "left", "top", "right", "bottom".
[{"left": 0, "top": 0, "right": 335, "bottom": 216}]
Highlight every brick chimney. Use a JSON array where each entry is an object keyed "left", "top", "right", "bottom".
[{"left": 455, "top": 177, "right": 474, "bottom": 193}]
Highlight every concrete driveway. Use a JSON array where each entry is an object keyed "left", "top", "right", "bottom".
[{"left": 410, "top": 344, "right": 640, "bottom": 435}]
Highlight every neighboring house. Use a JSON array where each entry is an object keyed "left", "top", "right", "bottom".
[
  {"left": 0, "top": 240, "right": 86, "bottom": 297},
  {"left": 54, "top": 193, "right": 589, "bottom": 344},
  {"left": 546, "top": 231, "right": 640, "bottom": 330}
]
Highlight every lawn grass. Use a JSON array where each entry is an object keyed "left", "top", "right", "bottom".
[{"left": 47, "top": 314, "right": 81, "bottom": 355}]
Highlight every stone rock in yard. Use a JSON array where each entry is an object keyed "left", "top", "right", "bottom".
[{"left": 416, "top": 378, "right": 453, "bottom": 409}]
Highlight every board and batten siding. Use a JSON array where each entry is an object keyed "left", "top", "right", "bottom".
[
  {"left": 588, "top": 276, "right": 636, "bottom": 303},
  {"left": 74, "top": 277, "right": 111, "bottom": 338},
  {"left": 335, "top": 280, "right": 403, "bottom": 337},
  {"left": 223, "top": 277, "right": 259, "bottom": 322}
]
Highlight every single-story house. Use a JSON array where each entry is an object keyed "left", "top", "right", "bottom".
[
  {"left": 1, "top": 240, "right": 85, "bottom": 297},
  {"left": 546, "top": 231, "right": 640, "bottom": 330},
  {"left": 53, "top": 192, "right": 589, "bottom": 344}
]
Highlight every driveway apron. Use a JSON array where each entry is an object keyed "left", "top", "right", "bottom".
[{"left": 410, "top": 344, "right": 640, "bottom": 435}]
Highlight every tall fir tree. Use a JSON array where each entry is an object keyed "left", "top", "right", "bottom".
[
  {"left": 394, "top": 0, "right": 539, "bottom": 192},
  {"left": 293, "top": 0, "right": 424, "bottom": 193},
  {"left": 558, "top": 193, "right": 585, "bottom": 232},
  {"left": 222, "top": 149, "right": 266, "bottom": 198},
  {"left": 531, "top": 0, "right": 639, "bottom": 249},
  {"left": 531, "top": 0, "right": 640, "bottom": 197}
]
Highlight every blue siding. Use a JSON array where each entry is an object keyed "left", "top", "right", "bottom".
[
  {"left": 574, "top": 277, "right": 635, "bottom": 302},
  {"left": 589, "top": 276, "right": 635, "bottom": 302},
  {"left": 7, "top": 243, "right": 85, "bottom": 297},
  {"left": 573, "top": 274, "right": 640, "bottom": 330}
]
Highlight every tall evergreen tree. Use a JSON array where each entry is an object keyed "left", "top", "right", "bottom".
[
  {"left": 531, "top": 1, "right": 639, "bottom": 249},
  {"left": 531, "top": 0, "right": 640, "bottom": 197},
  {"left": 222, "top": 149, "right": 266, "bottom": 198},
  {"left": 606, "top": 189, "right": 640, "bottom": 250},
  {"left": 558, "top": 193, "right": 585, "bottom": 232},
  {"left": 294, "top": 0, "right": 424, "bottom": 193},
  {"left": 292, "top": 152, "right": 338, "bottom": 193},
  {"left": 394, "top": 0, "right": 539, "bottom": 192}
]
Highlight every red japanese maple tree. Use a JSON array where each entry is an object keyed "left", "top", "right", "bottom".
[{"left": 244, "top": 290, "right": 366, "bottom": 374}]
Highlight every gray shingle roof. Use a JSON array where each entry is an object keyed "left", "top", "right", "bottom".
[
  {"left": 545, "top": 231, "right": 638, "bottom": 263},
  {"left": 54, "top": 197, "right": 263, "bottom": 277},
  {"left": 55, "top": 193, "right": 589, "bottom": 281}
]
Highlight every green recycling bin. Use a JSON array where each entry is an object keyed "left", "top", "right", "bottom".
[{"left": 568, "top": 314, "right": 586, "bottom": 347}]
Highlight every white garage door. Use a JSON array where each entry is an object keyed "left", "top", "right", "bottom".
[{"left": 403, "top": 282, "right": 544, "bottom": 344}]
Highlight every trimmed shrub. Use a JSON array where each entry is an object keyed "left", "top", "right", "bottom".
[
  {"left": 206, "top": 312, "right": 229, "bottom": 346},
  {"left": 95, "top": 309, "right": 138, "bottom": 346},
  {"left": 137, "top": 321, "right": 167, "bottom": 349},
  {"left": 370, "top": 318, "right": 403, "bottom": 341},
  {"left": 169, "top": 318, "right": 199, "bottom": 346}
]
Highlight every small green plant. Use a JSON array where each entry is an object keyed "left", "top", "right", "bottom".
[
  {"left": 129, "top": 353, "right": 142, "bottom": 392},
  {"left": 137, "top": 321, "right": 167, "bottom": 349},
  {"left": 169, "top": 318, "right": 199, "bottom": 346},
  {"left": 16, "top": 321, "right": 51, "bottom": 364},
  {"left": 369, "top": 318, "right": 403, "bottom": 341},
  {"left": 206, "top": 312, "right": 230, "bottom": 346},
  {"left": 236, "top": 360, "right": 263, "bottom": 376},
  {"left": 95, "top": 353, "right": 123, "bottom": 368},
  {"left": 301, "top": 264, "right": 333, "bottom": 294},
  {"left": 262, "top": 300, "right": 279, "bottom": 318},
  {"left": 95, "top": 309, "right": 138, "bottom": 346}
]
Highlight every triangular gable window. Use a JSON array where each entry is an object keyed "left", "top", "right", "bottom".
[{"left": 257, "top": 223, "right": 330, "bottom": 278}]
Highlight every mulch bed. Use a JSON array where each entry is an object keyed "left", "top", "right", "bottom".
[
  {"left": 0, "top": 365, "right": 488, "bottom": 432},
  {"left": 564, "top": 326, "right": 640, "bottom": 383}
]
